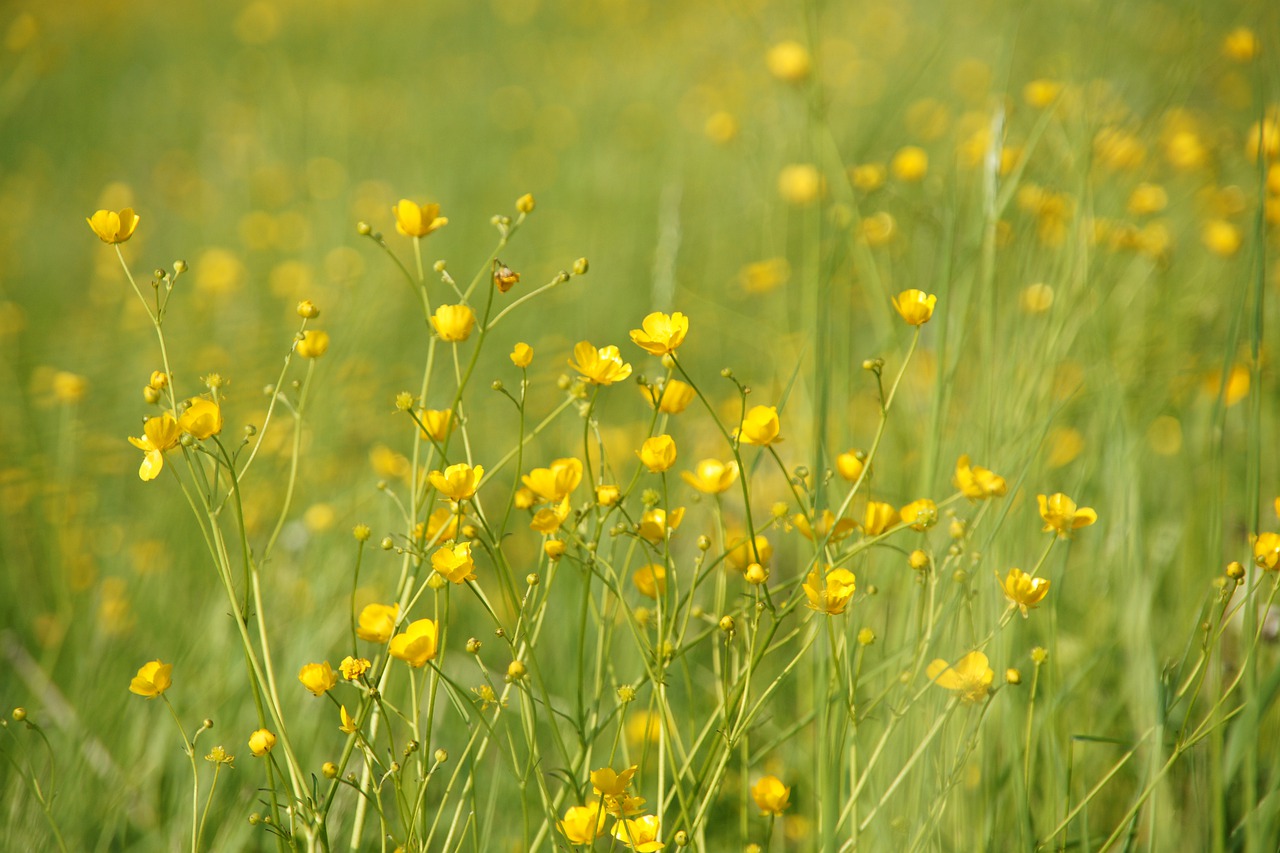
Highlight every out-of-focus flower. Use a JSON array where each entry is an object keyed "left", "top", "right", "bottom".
[
  {"left": 389, "top": 619, "right": 439, "bottom": 667},
  {"left": 638, "top": 435, "right": 678, "bottom": 473},
  {"left": 569, "top": 342, "right": 633, "bottom": 385},
  {"left": 357, "top": 603, "right": 399, "bottom": 644},
  {"left": 766, "top": 40, "right": 811, "bottom": 83},
  {"left": 778, "top": 164, "right": 824, "bottom": 205},
  {"left": 633, "top": 564, "right": 667, "bottom": 599},
  {"left": 299, "top": 661, "right": 338, "bottom": 696},
  {"left": 1037, "top": 493, "right": 1097, "bottom": 536},
  {"left": 891, "top": 146, "right": 928, "bottom": 182},
  {"left": 129, "top": 660, "right": 172, "bottom": 698},
  {"left": 630, "top": 311, "right": 689, "bottom": 356},
  {"left": 737, "top": 405, "right": 781, "bottom": 446},
  {"left": 891, "top": 289, "right": 937, "bottom": 325},
  {"left": 644, "top": 380, "right": 695, "bottom": 414},
  {"left": 751, "top": 775, "right": 792, "bottom": 815},
  {"left": 128, "top": 413, "right": 181, "bottom": 481},
  {"left": 849, "top": 163, "right": 886, "bottom": 193},
  {"left": 997, "top": 568, "right": 1051, "bottom": 616},
  {"left": 926, "top": 651, "right": 994, "bottom": 703},
  {"left": 726, "top": 532, "right": 772, "bottom": 570},
  {"left": 802, "top": 567, "right": 857, "bottom": 615},
  {"left": 862, "top": 501, "right": 899, "bottom": 536},
  {"left": 954, "top": 455, "right": 1007, "bottom": 499},
  {"left": 681, "top": 459, "right": 739, "bottom": 494},
  {"left": 87, "top": 208, "right": 139, "bottom": 244},
  {"left": 429, "top": 462, "right": 483, "bottom": 500},
  {"left": 430, "top": 304, "right": 476, "bottom": 342},
  {"left": 393, "top": 199, "right": 448, "bottom": 238},
  {"left": 296, "top": 330, "right": 330, "bottom": 358},
  {"left": 836, "top": 450, "right": 866, "bottom": 482},
  {"left": 792, "top": 510, "right": 857, "bottom": 543},
  {"left": 1023, "top": 79, "right": 1062, "bottom": 108},
  {"left": 1223, "top": 27, "right": 1260, "bottom": 62}
]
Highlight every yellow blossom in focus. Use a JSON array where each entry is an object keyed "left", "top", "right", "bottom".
[
  {"left": 802, "top": 567, "right": 857, "bottom": 615},
  {"left": 522, "top": 457, "right": 583, "bottom": 502},
  {"left": 612, "top": 815, "right": 664, "bottom": 851},
  {"left": 862, "top": 501, "right": 899, "bottom": 536},
  {"left": 751, "top": 775, "right": 792, "bottom": 815},
  {"left": 339, "top": 656, "right": 371, "bottom": 680},
  {"left": 389, "top": 619, "right": 439, "bottom": 667},
  {"left": 296, "top": 330, "right": 330, "bottom": 358},
  {"left": 926, "top": 651, "right": 994, "bottom": 703},
  {"left": 357, "top": 603, "right": 399, "bottom": 644},
  {"left": 203, "top": 746, "right": 233, "bottom": 766},
  {"left": 510, "top": 342, "right": 533, "bottom": 367},
  {"left": 997, "top": 568, "right": 1051, "bottom": 616},
  {"left": 891, "top": 146, "right": 928, "bottom": 182},
  {"left": 530, "top": 496, "right": 572, "bottom": 533},
  {"left": 417, "top": 408, "right": 454, "bottom": 442},
  {"left": 597, "top": 484, "right": 621, "bottom": 506},
  {"left": 638, "top": 507, "right": 683, "bottom": 542},
  {"left": 954, "top": 455, "right": 1007, "bottom": 499},
  {"left": 179, "top": 398, "right": 222, "bottom": 440},
  {"left": 393, "top": 199, "right": 448, "bottom": 238},
  {"left": 298, "top": 661, "right": 337, "bottom": 696},
  {"left": 493, "top": 262, "right": 520, "bottom": 293},
  {"left": 592, "top": 765, "right": 638, "bottom": 797},
  {"left": 558, "top": 802, "right": 607, "bottom": 844},
  {"left": 1253, "top": 532, "right": 1280, "bottom": 570},
  {"left": 891, "top": 289, "right": 937, "bottom": 325},
  {"left": 899, "top": 498, "right": 937, "bottom": 531},
  {"left": 429, "top": 462, "right": 483, "bottom": 501},
  {"left": 1037, "top": 493, "right": 1097, "bottom": 536},
  {"left": 432, "top": 541, "right": 477, "bottom": 583},
  {"left": 633, "top": 564, "right": 667, "bottom": 599},
  {"left": 681, "top": 459, "right": 739, "bottom": 494},
  {"left": 128, "top": 413, "right": 181, "bottom": 482},
  {"left": 766, "top": 40, "right": 810, "bottom": 83},
  {"left": 638, "top": 435, "right": 678, "bottom": 473},
  {"left": 569, "top": 341, "right": 633, "bottom": 385},
  {"left": 87, "top": 208, "right": 139, "bottom": 244},
  {"left": 338, "top": 705, "right": 358, "bottom": 734},
  {"left": 430, "top": 304, "right": 476, "bottom": 343},
  {"left": 129, "top": 660, "right": 173, "bottom": 698},
  {"left": 629, "top": 311, "right": 689, "bottom": 356},
  {"left": 737, "top": 405, "right": 781, "bottom": 446},
  {"left": 248, "top": 729, "right": 276, "bottom": 756},
  {"left": 644, "top": 379, "right": 695, "bottom": 414},
  {"left": 836, "top": 450, "right": 867, "bottom": 482}
]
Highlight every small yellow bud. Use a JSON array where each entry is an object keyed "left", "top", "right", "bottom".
[
  {"left": 12, "top": 707, "right": 26, "bottom": 722},
  {"left": 394, "top": 392, "right": 416, "bottom": 411},
  {"left": 1005, "top": 668, "right": 1022, "bottom": 685},
  {"left": 380, "top": 537, "right": 394, "bottom": 550},
  {"left": 674, "top": 830, "right": 689, "bottom": 846},
  {"left": 719, "top": 615, "right": 735, "bottom": 633},
  {"left": 297, "top": 300, "right": 320, "bottom": 319},
  {"left": 1226, "top": 560, "right": 1246, "bottom": 580},
  {"left": 434, "top": 748, "right": 448, "bottom": 763},
  {"left": 149, "top": 370, "right": 169, "bottom": 390},
  {"left": 595, "top": 484, "right": 620, "bottom": 506},
  {"left": 507, "top": 660, "right": 526, "bottom": 681},
  {"left": 572, "top": 257, "right": 589, "bottom": 276},
  {"left": 526, "top": 572, "right": 540, "bottom": 586},
  {"left": 908, "top": 549, "right": 930, "bottom": 571},
  {"left": 544, "top": 539, "right": 566, "bottom": 559},
  {"left": 322, "top": 761, "right": 339, "bottom": 779},
  {"left": 356, "top": 221, "right": 372, "bottom": 236},
  {"left": 142, "top": 385, "right": 161, "bottom": 405},
  {"left": 1031, "top": 646, "right": 1048, "bottom": 664},
  {"left": 745, "top": 563, "right": 769, "bottom": 585},
  {"left": 352, "top": 524, "right": 371, "bottom": 542},
  {"left": 466, "top": 638, "right": 482, "bottom": 654},
  {"left": 618, "top": 685, "right": 636, "bottom": 702},
  {"left": 857, "top": 628, "right": 876, "bottom": 646},
  {"left": 516, "top": 193, "right": 535, "bottom": 213},
  {"left": 173, "top": 260, "right": 188, "bottom": 274},
  {"left": 427, "top": 573, "right": 448, "bottom": 591}
]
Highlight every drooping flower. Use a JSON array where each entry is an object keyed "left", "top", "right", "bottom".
[
  {"left": 430, "top": 304, "right": 476, "bottom": 343},
  {"left": 638, "top": 435, "right": 677, "bottom": 473},
  {"left": 389, "top": 619, "right": 439, "bottom": 667},
  {"left": 429, "top": 462, "right": 483, "bottom": 501},
  {"left": 629, "top": 311, "right": 689, "bottom": 356},
  {"left": 393, "top": 199, "right": 448, "bottom": 238},
  {"left": 681, "top": 459, "right": 739, "bottom": 495},
  {"left": 248, "top": 728, "right": 276, "bottom": 756},
  {"left": 568, "top": 341, "right": 633, "bottom": 385},
  {"left": 87, "top": 208, "right": 139, "bottom": 244},
  {"left": 1037, "top": 493, "right": 1097, "bottom": 536},
  {"left": 862, "top": 501, "right": 899, "bottom": 536},
  {"left": 295, "top": 330, "right": 330, "bottom": 358},
  {"left": 891, "top": 289, "right": 937, "bottom": 325},
  {"left": 633, "top": 564, "right": 667, "bottom": 599},
  {"left": 926, "top": 651, "right": 995, "bottom": 704},
  {"left": 997, "top": 568, "right": 1051, "bottom": 617},
  {"left": 558, "top": 802, "right": 607, "bottom": 844},
  {"left": 338, "top": 705, "right": 359, "bottom": 734},
  {"left": 737, "top": 405, "right": 781, "bottom": 446},
  {"left": 802, "top": 567, "right": 857, "bottom": 615},
  {"left": 128, "top": 413, "right": 181, "bottom": 481},
  {"left": 432, "top": 541, "right": 477, "bottom": 583},
  {"left": 638, "top": 507, "right": 683, "bottom": 542},
  {"left": 643, "top": 379, "right": 695, "bottom": 414},
  {"left": 129, "top": 660, "right": 173, "bottom": 698},
  {"left": 954, "top": 455, "right": 1007, "bottom": 499},
  {"left": 356, "top": 603, "right": 399, "bottom": 644},
  {"left": 751, "top": 775, "right": 792, "bottom": 815},
  {"left": 179, "top": 398, "right": 222, "bottom": 440},
  {"left": 611, "top": 814, "right": 664, "bottom": 851},
  {"left": 522, "top": 458, "right": 583, "bottom": 502},
  {"left": 298, "top": 661, "right": 338, "bottom": 696}
]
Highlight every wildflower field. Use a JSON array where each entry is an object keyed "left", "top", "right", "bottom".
[{"left": 4, "top": 1, "right": 1280, "bottom": 851}]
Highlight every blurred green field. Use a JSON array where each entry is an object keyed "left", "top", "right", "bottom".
[{"left": 3, "top": 0, "right": 1280, "bottom": 851}]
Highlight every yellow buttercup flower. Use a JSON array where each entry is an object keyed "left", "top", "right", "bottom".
[
  {"left": 643, "top": 379, "right": 695, "bottom": 414},
  {"left": 591, "top": 764, "right": 638, "bottom": 797},
  {"left": 1223, "top": 27, "right": 1260, "bottom": 62},
  {"left": 751, "top": 775, "right": 792, "bottom": 815},
  {"left": 891, "top": 289, "right": 937, "bottom": 325},
  {"left": 1253, "top": 532, "right": 1280, "bottom": 570},
  {"left": 569, "top": 341, "right": 633, "bottom": 385},
  {"left": 356, "top": 602, "right": 399, "bottom": 644},
  {"left": 638, "top": 435, "right": 677, "bottom": 473},
  {"left": 129, "top": 660, "right": 173, "bottom": 698},
  {"left": 298, "top": 661, "right": 338, "bottom": 696},
  {"left": 681, "top": 458, "right": 739, "bottom": 494},
  {"left": 926, "top": 651, "right": 995, "bottom": 704},
  {"left": 338, "top": 705, "right": 359, "bottom": 734},
  {"left": 522, "top": 457, "right": 583, "bottom": 502},
  {"left": 432, "top": 540, "right": 477, "bottom": 583},
  {"left": 430, "top": 304, "right": 476, "bottom": 343},
  {"left": 766, "top": 40, "right": 811, "bottom": 83},
  {"left": 295, "top": 330, "right": 330, "bottom": 358},
  {"left": 128, "top": 413, "right": 181, "bottom": 482},
  {"left": 389, "top": 618, "right": 440, "bottom": 668},
  {"left": 429, "top": 462, "right": 484, "bottom": 500},
  {"left": 1037, "top": 493, "right": 1097, "bottom": 536},
  {"left": 836, "top": 450, "right": 867, "bottom": 482},
  {"left": 726, "top": 532, "right": 772, "bottom": 570},
  {"left": 393, "top": 199, "right": 448, "bottom": 238},
  {"left": 891, "top": 146, "right": 929, "bottom": 182},
  {"left": 510, "top": 342, "right": 533, "bottom": 367},
  {"left": 638, "top": 507, "right": 683, "bottom": 542},
  {"left": 997, "top": 568, "right": 1050, "bottom": 617},
  {"left": 596, "top": 484, "right": 621, "bottom": 506},
  {"left": 178, "top": 398, "right": 222, "bottom": 440},
  {"left": 802, "top": 567, "right": 857, "bottom": 615},
  {"left": 339, "top": 656, "right": 371, "bottom": 680},
  {"left": 418, "top": 506, "right": 461, "bottom": 543},
  {"left": 87, "top": 208, "right": 139, "bottom": 244},
  {"left": 632, "top": 563, "right": 667, "bottom": 599},
  {"left": 737, "top": 405, "right": 781, "bottom": 446},
  {"left": 558, "top": 802, "right": 607, "bottom": 844},
  {"left": 629, "top": 311, "right": 689, "bottom": 356},
  {"left": 899, "top": 498, "right": 937, "bottom": 531},
  {"left": 612, "top": 814, "right": 664, "bottom": 851},
  {"left": 954, "top": 455, "right": 1007, "bottom": 499},
  {"left": 417, "top": 408, "right": 454, "bottom": 442},
  {"left": 530, "top": 496, "right": 571, "bottom": 533},
  {"left": 248, "top": 728, "right": 276, "bottom": 757},
  {"left": 792, "top": 510, "right": 856, "bottom": 543},
  {"left": 862, "top": 501, "right": 899, "bottom": 536}
]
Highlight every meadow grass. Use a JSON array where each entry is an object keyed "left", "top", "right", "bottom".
[{"left": 2, "top": 1, "right": 1280, "bottom": 851}]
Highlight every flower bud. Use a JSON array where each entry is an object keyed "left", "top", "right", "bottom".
[
  {"left": 322, "top": 761, "right": 339, "bottom": 778},
  {"left": 516, "top": 193, "right": 535, "bottom": 213},
  {"left": 173, "top": 260, "right": 188, "bottom": 274},
  {"left": 352, "top": 524, "right": 371, "bottom": 542},
  {"left": 356, "top": 221, "right": 372, "bottom": 236},
  {"left": 572, "top": 257, "right": 589, "bottom": 275},
  {"left": 297, "top": 300, "right": 320, "bottom": 319},
  {"left": 544, "top": 539, "right": 566, "bottom": 560},
  {"left": 434, "top": 748, "right": 448, "bottom": 763},
  {"left": 507, "top": 660, "right": 526, "bottom": 681},
  {"left": 526, "top": 573, "right": 540, "bottom": 586},
  {"left": 12, "top": 707, "right": 26, "bottom": 722},
  {"left": 466, "top": 637, "right": 482, "bottom": 654},
  {"left": 1005, "top": 668, "right": 1022, "bottom": 685}
]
